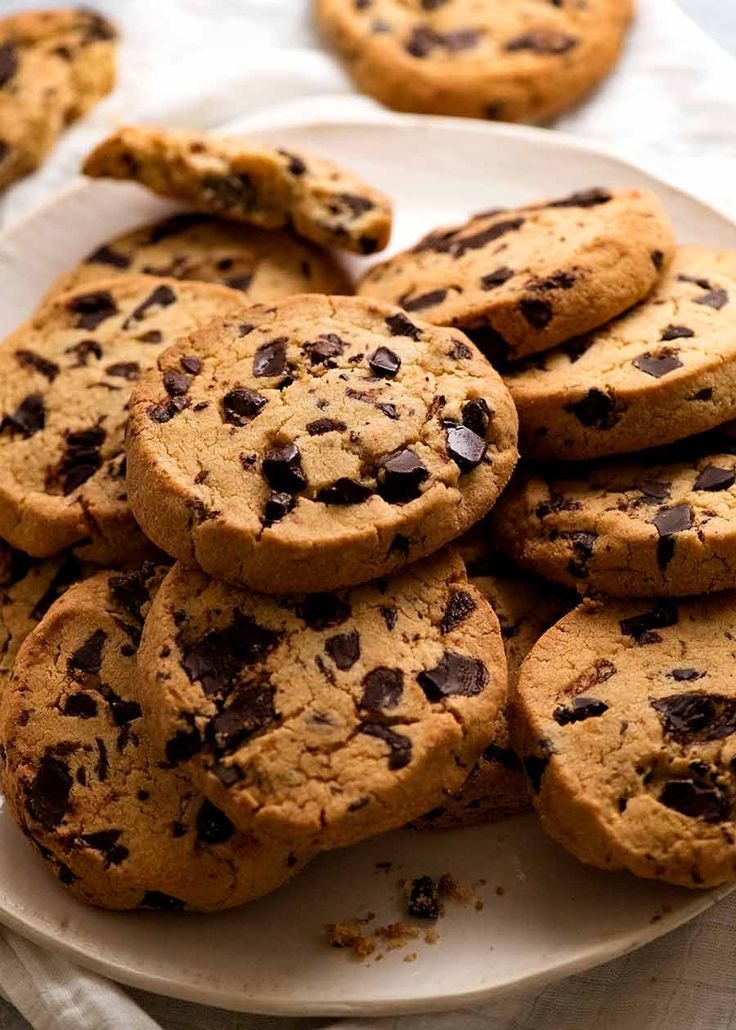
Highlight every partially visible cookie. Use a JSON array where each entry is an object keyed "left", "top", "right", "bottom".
[
  {"left": 493, "top": 425, "right": 736, "bottom": 598},
  {"left": 315, "top": 0, "right": 634, "bottom": 125},
  {"left": 44, "top": 214, "right": 352, "bottom": 304},
  {"left": 0, "top": 275, "right": 242, "bottom": 564},
  {"left": 0, "top": 565, "right": 312, "bottom": 911},
  {"left": 83, "top": 126, "right": 392, "bottom": 255},
  {"left": 359, "top": 188, "right": 674, "bottom": 360},
  {"left": 413, "top": 527, "right": 573, "bottom": 829},
  {"left": 0, "top": 8, "right": 117, "bottom": 190},
  {"left": 126, "top": 293, "right": 519, "bottom": 594},
  {"left": 137, "top": 550, "right": 508, "bottom": 850},
  {"left": 514, "top": 595, "right": 736, "bottom": 888},
  {"left": 505, "top": 247, "right": 736, "bottom": 460}
]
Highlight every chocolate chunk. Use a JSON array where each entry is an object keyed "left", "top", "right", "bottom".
[
  {"left": 652, "top": 692, "right": 736, "bottom": 743},
  {"left": 506, "top": 29, "right": 577, "bottom": 52},
  {"left": 548, "top": 188, "right": 612, "bottom": 208},
  {"left": 211, "top": 681, "right": 278, "bottom": 753},
  {"left": 28, "top": 755, "right": 72, "bottom": 829},
  {"left": 67, "top": 290, "right": 119, "bottom": 330},
  {"left": 670, "top": 668, "right": 702, "bottom": 682},
  {"left": 520, "top": 298, "right": 553, "bottom": 330},
  {"left": 166, "top": 726, "right": 202, "bottom": 764},
  {"left": 181, "top": 612, "right": 281, "bottom": 698},
  {"left": 386, "top": 313, "right": 421, "bottom": 340},
  {"left": 15, "top": 350, "right": 59, "bottom": 382},
  {"left": 407, "top": 876, "right": 440, "bottom": 920},
  {"left": 150, "top": 395, "right": 189, "bottom": 423},
  {"left": 0, "top": 42, "right": 18, "bottom": 88},
  {"left": 401, "top": 289, "right": 448, "bottom": 312},
  {"left": 278, "top": 149, "right": 307, "bottom": 176},
  {"left": 163, "top": 371, "right": 191, "bottom": 396},
  {"left": 694, "top": 466, "right": 735, "bottom": 491},
  {"left": 649, "top": 504, "right": 692, "bottom": 568},
  {"left": 67, "top": 339, "right": 103, "bottom": 367},
  {"left": 565, "top": 388, "right": 619, "bottom": 430},
  {"left": 196, "top": 799, "right": 235, "bottom": 844},
  {"left": 86, "top": 244, "right": 131, "bottom": 269},
  {"left": 481, "top": 267, "right": 514, "bottom": 290},
  {"left": 450, "top": 218, "right": 525, "bottom": 258},
  {"left": 633, "top": 349, "right": 683, "bottom": 378},
  {"left": 122, "top": 284, "right": 176, "bottom": 329},
  {"left": 262, "top": 443, "right": 306, "bottom": 494},
  {"left": 180, "top": 355, "right": 202, "bottom": 375},
  {"left": 461, "top": 397, "right": 490, "bottom": 437},
  {"left": 440, "top": 590, "right": 476, "bottom": 634},
  {"left": 54, "top": 426, "right": 105, "bottom": 495},
  {"left": 298, "top": 593, "right": 350, "bottom": 630},
  {"left": 334, "top": 192, "right": 374, "bottom": 219},
  {"left": 380, "top": 606, "right": 397, "bottom": 630},
  {"left": 81, "top": 829, "right": 128, "bottom": 866},
  {"left": 360, "top": 667, "right": 404, "bottom": 710},
  {"left": 661, "top": 324, "right": 694, "bottom": 341},
  {"left": 202, "top": 173, "right": 256, "bottom": 210},
  {"left": 368, "top": 347, "right": 401, "bottom": 378},
  {"left": 306, "top": 418, "right": 346, "bottom": 436},
  {"left": 105, "top": 361, "right": 140, "bottom": 380},
  {"left": 524, "top": 753, "right": 549, "bottom": 793},
  {"left": 695, "top": 288, "right": 728, "bottom": 310},
  {"left": 418, "top": 650, "right": 488, "bottom": 700},
  {"left": 482, "top": 743, "right": 522, "bottom": 770},
  {"left": 446, "top": 424, "right": 487, "bottom": 472},
  {"left": 262, "top": 491, "right": 296, "bottom": 526},
  {"left": 659, "top": 780, "right": 725, "bottom": 822},
  {"left": 63, "top": 693, "right": 98, "bottom": 718},
  {"left": 1, "top": 394, "right": 45, "bottom": 438},
  {"left": 325, "top": 629, "right": 360, "bottom": 670},
  {"left": 223, "top": 387, "right": 267, "bottom": 426},
  {"left": 307, "top": 333, "right": 344, "bottom": 365},
  {"left": 140, "top": 891, "right": 186, "bottom": 911},
  {"left": 553, "top": 697, "right": 609, "bottom": 725},
  {"left": 619, "top": 603, "right": 678, "bottom": 641},
  {"left": 317, "top": 478, "right": 373, "bottom": 505},
  {"left": 377, "top": 448, "right": 428, "bottom": 502},
  {"left": 651, "top": 250, "right": 665, "bottom": 270},
  {"left": 69, "top": 628, "right": 106, "bottom": 675},
  {"left": 254, "top": 338, "right": 288, "bottom": 377},
  {"left": 528, "top": 270, "right": 577, "bottom": 291},
  {"left": 360, "top": 723, "right": 412, "bottom": 769}
]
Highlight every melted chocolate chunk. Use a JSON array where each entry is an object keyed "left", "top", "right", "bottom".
[
  {"left": 407, "top": 876, "right": 440, "bottom": 920},
  {"left": 446, "top": 424, "right": 487, "bottom": 472},
  {"left": 440, "top": 590, "right": 476, "bottom": 634},
  {"left": 0, "top": 42, "right": 19, "bottom": 88},
  {"left": 652, "top": 692, "right": 736, "bottom": 743},
  {"left": 262, "top": 491, "right": 296, "bottom": 526},
  {"left": 223, "top": 387, "right": 267, "bottom": 426},
  {"left": 69, "top": 628, "right": 107, "bottom": 675},
  {"left": 695, "top": 288, "right": 729, "bottom": 310},
  {"left": 211, "top": 681, "right": 278, "bottom": 753},
  {"left": 360, "top": 667, "right": 404, "bottom": 710},
  {"left": 462, "top": 397, "right": 490, "bottom": 437},
  {"left": 316, "top": 478, "right": 373, "bottom": 505},
  {"left": 661, "top": 324, "right": 694, "bottom": 341},
  {"left": 368, "top": 347, "right": 401, "bottom": 378},
  {"left": 306, "top": 418, "right": 346, "bottom": 436},
  {"left": 659, "top": 779, "right": 725, "bottom": 822},
  {"left": 166, "top": 725, "right": 202, "bottom": 764},
  {"left": 66, "top": 339, "right": 103, "bottom": 366},
  {"left": 633, "top": 349, "right": 683, "bottom": 378},
  {"left": 401, "top": 289, "right": 448, "bottom": 311},
  {"left": 81, "top": 829, "right": 128, "bottom": 866},
  {"left": 553, "top": 696, "right": 609, "bottom": 726},
  {"left": 262, "top": 443, "right": 306, "bottom": 494},
  {"left": 670, "top": 668, "right": 702, "bottom": 682},
  {"left": 565, "top": 388, "right": 619, "bottom": 430},
  {"left": 548, "top": 188, "right": 612, "bottom": 208},
  {"left": 67, "top": 291, "right": 119, "bottom": 330},
  {"left": 694, "top": 466, "right": 735, "bottom": 491},
  {"left": 15, "top": 350, "right": 59, "bottom": 382},
  {"left": 181, "top": 612, "right": 281, "bottom": 699},
  {"left": 360, "top": 723, "right": 412, "bottom": 769},
  {"left": 122, "top": 284, "right": 177, "bottom": 330},
  {"left": 386, "top": 313, "right": 421, "bottom": 340},
  {"left": 202, "top": 173, "right": 256, "bottom": 211},
  {"left": 418, "top": 651, "right": 488, "bottom": 700},
  {"left": 28, "top": 755, "right": 72, "bottom": 829},
  {"left": 62, "top": 693, "right": 98, "bottom": 718},
  {"left": 105, "top": 361, "right": 140, "bottom": 380},
  {"left": 377, "top": 448, "right": 428, "bottom": 502},
  {"left": 298, "top": 593, "right": 350, "bottom": 630},
  {"left": 619, "top": 603, "right": 678, "bottom": 641},
  {"left": 253, "top": 338, "right": 288, "bottom": 377},
  {"left": 481, "top": 266, "right": 514, "bottom": 290},
  {"left": 325, "top": 629, "right": 360, "bottom": 670},
  {"left": 196, "top": 799, "right": 235, "bottom": 844},
  {"left": 520, "top": 298, "right": 553, "bottom": 330},
  {"left": 449, "top": 218, "right": 525, "bottom": 258},
  {"left": 307, "top": 333, "right": 344, "bottom": 365},
  {"left": 86, "top": 244, "right": 131, "bottom": 269},
  {"left": 506, "top": 29, "right": 577, "bottom": 52},
  {"left": 54, "top": 426, "right": 105, "bottom": 495},
  {"left": 1, "top": 394, "right": 45, "bottom": 438}
]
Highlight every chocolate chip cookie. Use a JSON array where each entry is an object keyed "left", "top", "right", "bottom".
[
  {"left": 493, "top": 425, "right": 736, "bottom": 598},
  {"left": 0, "top": 8, "right": 117, "bottom": 191},
  {"left": 315, "top": 0, "right": 634, "bottom": 125},
  {"left": 359, "top": 188, "right": 674, "bottom": 360},
  {"left": 83, "top": 126, "right": 393, "bottom": 255},
  {"left": 0, "top": 275, "right": 242, "bottom": 565},
  {"left": 126, "top": 293, "right": 518, "bottom": 593},
  {"left": 413, "top": 525, "right": 573, "bottom": 829},
  {"left": 514, "top": 595, "right": 736, "bottom": 888},
  {"left": 44, "top": 214, "right": 352, "bottom": 304},
  {"left": 0, "top": 565, "right": 312, "bottom": 911},
  {"left": 506, "top": 247, "right": 736, "bottom": 460},
  {"left": 137, "top": 549, "right": 508, "bottom": 850}
]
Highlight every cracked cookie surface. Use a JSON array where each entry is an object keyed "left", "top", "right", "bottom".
[
  {"left": 0, "top": 565, "right": 312, "bottom": 911},
  {"left": 358, "top": 188, "right": 674, "bottom": 360},
  {"left": 0, "top": 7, "right": 117, "bottom": 190},
  {"left": 514, "top": 595, "right": 736, "bottom": 888},
  {"left": 126, "top": 293, "right": 518, "bottom": 594},
  {"left": 44, "top": 213, "right": 352, "bottom": 304},
  {"left": 505, "top": 247, "right": 736, "bottom": 460},
  {"left": 493, "top": 424, "right": 736, "bottom": 598},
  {"left": 83, "top": 125, "right": 393, "bottom": 255},
  {"left": 315, "top": 0, "right": 634, "bottom": 125},
  {"left": 0, "top": 274, "right": 242, "bottom": 564},
  {"left": 137, "top": 549, "right": 508, "bottom": 850}
]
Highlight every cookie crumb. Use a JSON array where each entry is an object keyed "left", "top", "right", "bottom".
[
  {"left": 438, "top": 872, "right": 474, "bottom": 904},
  {"left": 424, "top": 928, "right": 440, "bottom": 945},
  {"left": 325, "top": 920, "right": 375, "bottom": 957},
  {"left": 403, "top": 952, "right": 417, "bottom": 963},
  {"left": 374, "top": 921, "right": 421, "bottom": 950}
]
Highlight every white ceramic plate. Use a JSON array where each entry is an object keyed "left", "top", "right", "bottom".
[{"left": 0, "top": 104, "right": 734, "bottom": 1017}]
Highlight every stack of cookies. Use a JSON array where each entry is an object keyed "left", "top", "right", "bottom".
[{"left": 0, "top": 122, "right": 731, "bottom": 917}]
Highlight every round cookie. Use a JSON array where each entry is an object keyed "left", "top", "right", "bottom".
[
  {"left": 315, "top": 0, "right": 634, "bottom": 125},
  {"left": 137, "top": 549, "right": 508, "bottom": 850},
  {"left": 0, "top": 565, "right": 312, "bottom": 911},
  {"left": 514, "top": 595, "right": 736, "bottom": 888},
  {"left": 83, "top": 125, "right": 393, "bottom": 256},
  {"left": 44, "top": 213, "right": 352, "bottom": 304},
  {"left": 413, "top": 527, "right": 573, "bottom": 829},
  {"left": 358, "top": 188, "right": 674, "bottom": 360},
  {"left": 505, "top": 246, "right": 736, "bottom": 460},
  {"left": 126, "top": 293, "right": 519, "bottom": 594},
  {"left": 493, "top": 425, "right": 736, "bottom": 598},
  {"left": 0, "top": 275, "right": 242, "bottom": 565}
]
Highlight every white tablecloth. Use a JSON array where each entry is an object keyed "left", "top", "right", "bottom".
[{"left": 2, "top": 2, "right": 736, "bottom": 1028}]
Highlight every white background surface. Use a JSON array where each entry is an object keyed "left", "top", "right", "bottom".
[{"left": 1, "top": 2, "right": 736, "bottom": 1029}]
